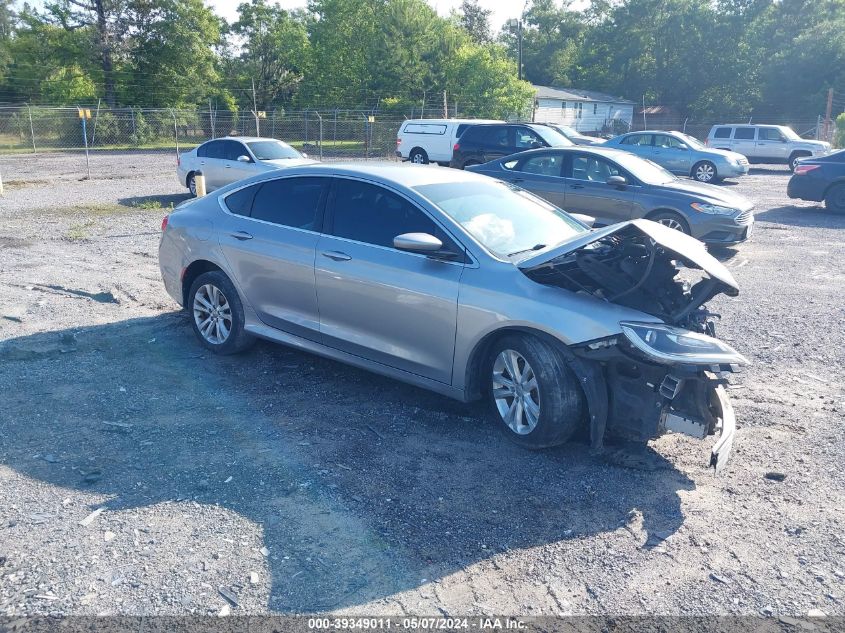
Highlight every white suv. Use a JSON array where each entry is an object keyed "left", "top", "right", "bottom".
[
  {"left": 706, "top": 124, "right": 830, "bottom": 171},
  {"left": 395, "top": 118, "right": 501, "bottom": 166}
]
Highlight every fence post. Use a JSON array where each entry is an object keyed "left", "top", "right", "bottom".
[
  {"left": 172, "top": 109, "right": 180, "bottom": 159},
  {"left": 315, "top": 111, "right": 323, "bottom": 161},
  {"left": 78, "top": 108, "right": 91, "bottom": 180},
  {"left": 90, "top": 99, "right": 102, "bottom": 148},
  {"left": 27, "top": 104, "right": 37, "bottom": 155}
]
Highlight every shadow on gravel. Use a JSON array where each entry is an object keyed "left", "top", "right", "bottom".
[
  {"left": 119, "top": 193, "right": 192, "bottom": 209},
  {"left": 0, "top": 314, "right": 694, "bottom": 612},
  {"left": 755, "top": 204, "right": 844, "bottom": 229},
  {"left": 748, "top": 166, "right": 791, "bottom": 177}
]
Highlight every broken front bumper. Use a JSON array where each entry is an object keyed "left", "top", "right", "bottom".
[
  {"left": 567, "top": 342, "right": 741, "bottom": 472},
  {"left": 708, "top": 385, "right": 736, "bottom": 473}
]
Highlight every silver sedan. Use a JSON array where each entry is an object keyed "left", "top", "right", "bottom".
[{"left": 159, "top": 164, "right": 746, "bottom": 469}]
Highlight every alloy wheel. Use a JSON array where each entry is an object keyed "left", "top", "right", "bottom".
[
  {"left": 492, "top": 349, "right": 540, "bottom": 435},
  {"left": 193, "top": 283, "right": 232, "bottom": 345},
  {"left": 411, "top": 152, "right": 425, "bottom": 164},
  {"left": 695, "top": 163, "right": 715, "bottom": 182},
  {"left": 656, "top": 217, "right": 684, "bottom": 232},
  {"left": 188, "top": 175, "right": 197, "bottom": 197}
]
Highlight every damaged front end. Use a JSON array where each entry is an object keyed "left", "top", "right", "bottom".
[{"left": 518, "top": 219, "right": 747, "bottom": 471}]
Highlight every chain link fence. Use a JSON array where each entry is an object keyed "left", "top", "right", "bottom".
[{"left": 0, "top": 106, "right": 406, "bottom": 184}]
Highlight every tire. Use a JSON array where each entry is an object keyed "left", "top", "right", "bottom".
[
  {"left": 825, "top": 183, "right": 845, "bottom": 214},
  {"left": 691, "top": 161, "right": 717, "bottom": 183},
  {"left": 648, "top": 210, "right": 691, "bottom": 235},
  {"left": 187, "top": 271, "right": 254, "bottom": 354},
  {"left": 409, "top": 148, "right": 429, "bottom": 165},
  {"left": 485, "top": 334, "right": 585, "bottom": 449},
  {"left": 187, "top": 172, "right": 197, "bottom": 197},
  {"left": 789, "top": 152, "right": 809, "bottom": 172}
]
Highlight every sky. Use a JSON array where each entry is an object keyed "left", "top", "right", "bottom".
[{"left": 207, "top": 0, "right": 528, "bottom": 31}]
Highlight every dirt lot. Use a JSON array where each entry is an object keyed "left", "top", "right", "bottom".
[{"left": 0, "top": 160, "right": 843, "bottom": 618}]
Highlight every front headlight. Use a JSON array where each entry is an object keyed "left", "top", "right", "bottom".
[
  {"left": 690, "top": 202, "right": 737, "bottom": 216},
  {"left": 620, "top": 322, "right": 748, "bottom": 365}
]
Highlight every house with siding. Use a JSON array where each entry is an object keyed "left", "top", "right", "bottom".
[{"left": 532, "top": 85, "right": 635, "bottom": 134}]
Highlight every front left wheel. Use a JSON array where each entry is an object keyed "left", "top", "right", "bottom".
[
  {"left": 188, "top": 271, "right": 254, "bottom": 354},
  {"left": 485, "top": 334, "right": 586, "bottom": 449},
  {"left": 692, "top": 161, "right": 718, "bottom": 183}
]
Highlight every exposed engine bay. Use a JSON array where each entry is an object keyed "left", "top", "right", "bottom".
[
  {"left": 517, "top": 220, "right": 744, "bottom": 470},
  {"left": 521, "top": 222, "right": 735, "bottom": 333}
]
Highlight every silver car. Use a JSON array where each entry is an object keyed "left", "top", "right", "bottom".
[
  {"left": 604, "top": 131, "right": 749, "bottom": 183},
  {"left": 159, "top": 164, "right": 746, "bottom": 470},
  {"left": 176, "top": 136, "right": 317, "bottom": 196}
]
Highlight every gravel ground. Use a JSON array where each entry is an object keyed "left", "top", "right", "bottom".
[{"left": 0, "top": 161, "right": 843, "bottom": 618}]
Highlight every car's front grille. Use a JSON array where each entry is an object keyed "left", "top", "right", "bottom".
[{"left": 735, "top": 209, "right": 754, "bottom": 225}]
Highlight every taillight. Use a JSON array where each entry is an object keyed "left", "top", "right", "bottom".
[
  {"left": 453, "top": 143, "right": 460, "bottom": 151},
  {"left": 161, "top": 216, "right": 169, "bottom": 231},
  {"left": 396, "top": 138, "right": 401, "bottom": 146},
  {"left": 794, "top": 164, "right": 819, "bottom": 175},
  {"left": 176, "top": 154, "right": 181, "bottom": 166}
]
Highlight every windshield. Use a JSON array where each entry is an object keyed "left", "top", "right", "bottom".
[
  {"left": 414, "top": 180, "right": 586, "bottom": 258},
  {"left": 556, "top": 125, "right": 579, "bottom": 136},
  {"left": 678, "top": 133, "right": 705, "bottom": 149},
  {"left": 247, "top": 140, "right": 302, "bottom": 161},
  {"left": 533, "top": 126, "right": 574, "bottom": 147},
  {"left": 779, "top": 126, "right": 801, "bottom": 141},
  {"left": 611, "top": 152, "right": 677, "bottom": 185}
]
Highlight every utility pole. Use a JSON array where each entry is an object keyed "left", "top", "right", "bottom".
[
  {"left": 824, "top": 88, "right": 833, "bottom": 142},
  {"left": 517, "top": 19, "right": 523, "bottom": 81},
  {"left": 443, "top": 91, "right": 448, "bottom": 118}
]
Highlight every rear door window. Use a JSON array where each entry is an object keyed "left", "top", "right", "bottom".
[
  {"left": 655, "top": 134, "right": 684, "bottom": 149},
  {"left": 733, "top": 127, "right": 756, "bottom": 140},
  {"left": 621, "top": 134, "right": 653, "bottom": 146},
  {"left": 472, "top": 126, "right": 509, "bottom": 147},
  {"left": 713, "top": 127, "right": 732, "bottom": 139},
  {"left": 517, "top": 153, "right": 563, "bottom": 177},
  {"left": 224, "top": 184, "right": 259, "bottom": 216},
  {"left": 250, "top": 177, "right": 327, "bottom": 231},
  {"left": 403, "top": 123, "right": 447, "bottom": 135},
  {"left": 198, "top": 140, "right": 225, "bottom": 159}
]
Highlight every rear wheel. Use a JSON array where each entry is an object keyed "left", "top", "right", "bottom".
[
  {"left": 187, "top": 172, "right": 197, "bottom": 197},
  {"left": 188, "top": 271, "right": 254, "bottom": 354},
  {"left": 409, "top": 148, "right": 429, "bottom": 164},
  {"left": 485, "top": 334, "right": 585, "bottom": 449},
  {"left": 648, "top": 210, "right": 691, "bottom": 235},
  {"left": 825, "top": 183, "right": 845, "bottom": 214},
  {"left": 692, "top": 161, "right": 717, "bottom": 183}
]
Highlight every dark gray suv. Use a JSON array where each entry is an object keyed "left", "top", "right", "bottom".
[{"left": 467, "top": 146, "right": 755, "bottom": 245}]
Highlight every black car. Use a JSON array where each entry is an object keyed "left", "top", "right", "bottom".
[
  {"left": 787, "top": 149, "right": 845, "bottom": 213},
  {"left": 449, "top": 123, "right": 573, "bottom": 169}
]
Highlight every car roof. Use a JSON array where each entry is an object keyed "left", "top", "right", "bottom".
[
  {"left": 207, "top": 136, "right": 284, "bottom": 142},
  {"left": 402, "top": 119, "right": 501, "bottom": 125},
  {"left": 495, "top": 146, "right": 642, "bottom": 160},
  {"left": 220, "top": 162, "right": 498, "bottom": 189}
]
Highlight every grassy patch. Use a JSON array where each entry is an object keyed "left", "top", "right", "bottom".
[{"left": 66, "top": 220, "right": 95, "bottom": 240}]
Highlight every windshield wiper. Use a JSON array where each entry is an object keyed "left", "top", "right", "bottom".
[{"left": 508, "top": 244, "right": 547, "bottom": 257}]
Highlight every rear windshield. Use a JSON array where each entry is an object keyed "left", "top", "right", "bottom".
[
  {"left": 246, "top": 140, "right": 301, "bottom": 160},
  {"left": 531, "top": 126, "right": 573, "bottom": 147}
]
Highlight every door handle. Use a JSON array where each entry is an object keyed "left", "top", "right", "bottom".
[
  {"left": 568, "top": 184, "right": 584, "bottom": 189},
  {"left": 230, "top": 231, "right": 253, "bottom": 241},
  {"left": 322, "top": 250, "right": 352, "bottom": 262}
]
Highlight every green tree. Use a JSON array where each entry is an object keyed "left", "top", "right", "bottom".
[
  {"left": 457, "top": 0, "right": 492, "bottom": 44},
  {"left": 228, "top": 0, "right": 309, "bottom": 110}
]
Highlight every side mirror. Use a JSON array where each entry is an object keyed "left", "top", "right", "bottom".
[
  {"left": 606, "top": 175, "right": 627, "bottom": 187},
  {"left": 570, "top": 213, "right": 595, "bottom": 227},
  {"left": 237, "top": 155, "right": 251, "bottom": 163},
  {"left": 530, "top": 141, "right": 544, "bottom": 149},
  {"left": 301, "top": 152, "right": 309, "bottom": 158},
  {"left": 394, "top": 232, "right": 443, "bottom": 253},
  {"left": 678, "top": 144, "right": 688, "bottom": 150}
]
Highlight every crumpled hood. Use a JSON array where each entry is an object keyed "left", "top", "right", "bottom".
[
  {"left": 260, "top": 157, "right": 320, "bottom": 168},
  {"left": 655, "top": 179, "right": 755, "bottom": 210},
  {"left": 517, "top": 218, "right": 739, "bottom": 295}
]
